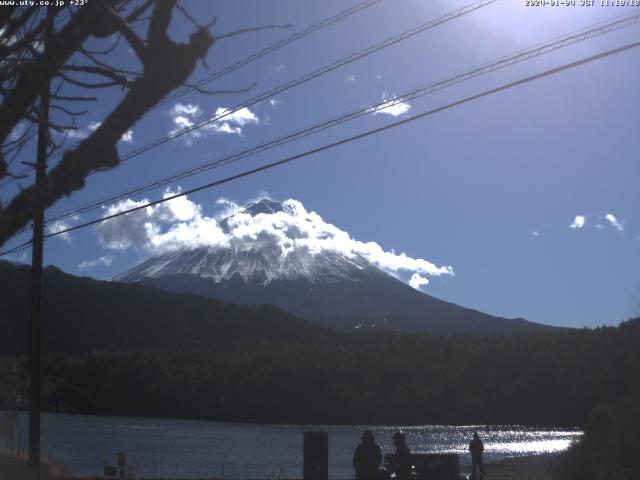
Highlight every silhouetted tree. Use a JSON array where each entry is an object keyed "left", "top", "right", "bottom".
[
  {"left": 0, "top": 0, "right": 218, "bottom": 246},
  {"left": 554, "top": 398, "right": 640, "bottom": 480}
]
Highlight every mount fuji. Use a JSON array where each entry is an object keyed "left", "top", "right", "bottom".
[{"left": 114, "top": 199, "right": 555, "bottom": 335}]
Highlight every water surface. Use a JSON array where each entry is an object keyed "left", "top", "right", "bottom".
[{"left": 14, "top": 412, "right": 580, "bottom": 478}]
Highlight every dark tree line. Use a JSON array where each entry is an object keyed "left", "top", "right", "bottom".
[
  {"left": 1, "top": 317, "right": 639, "bottom": 427},
  {"left": 554, "top": 397, "right": 640, "bottom": 480}
]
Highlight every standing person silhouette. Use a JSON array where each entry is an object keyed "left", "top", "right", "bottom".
[
  {"left": 469, "top": 431, "right": 484, "bottom": 480},
  {"left": 353, "top": 430, "right": 382, "bottom": 480},
  {"left": 391, "top": 430, "right": 411, "bottom": 480}
]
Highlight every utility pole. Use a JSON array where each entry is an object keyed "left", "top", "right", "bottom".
[{"left": 28, "top": 8, "right": 54, "bottom": 475}]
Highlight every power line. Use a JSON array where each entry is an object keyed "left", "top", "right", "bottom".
[
  {"left": 2, "top": 0, "right": 498, "bottom": 236},
  {"left": 41, "top": 9, "right": 640, "bottom": 226},
  {"left": 0, "top": 0, "right": 386, "bottom": 187},
  {"left": 23, "top": 0, "right": 500, "bottom": 222},
  {"left": 0, "top": 240, "right": 31, "bottom": 258},
  {"left": 157, "top": 0, "right": 386, "bottom": 109},
  {"left": 2, "top": 38, "right": 638, "bottom": 258},
  {"left": 6, "top": 0, "right": 498, "bottom": 184},
  {"left": 111, "top": 0, "right": 497, "bottom": 165},
  {"left": 2, "top": 0, "right": 498, "bottom": 218}
]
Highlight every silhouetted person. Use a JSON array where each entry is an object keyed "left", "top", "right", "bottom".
[
  {"left": 353, "top": 430, "right": 382, "bottom": 480},
  {"left": 391, "top": 430, "right": 411, "bottom": 480},
  {"left": 469, "top": 431, "right": 484, "bottom": 480}
]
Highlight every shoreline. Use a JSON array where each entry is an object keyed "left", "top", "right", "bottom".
[
  {"left": 1, "top": 450, "right": 561, "bottom": 480},
  {"left": 2, "top": 408, "right": 583, "bottom": 430},
  {"left": 481, "top": 453, "right": 559, "bottom": 480}
]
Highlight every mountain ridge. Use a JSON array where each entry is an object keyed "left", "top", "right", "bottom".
[
  {"left": 114, "top": 198, "right": 560, "bottom": 335},
  {"left": 0, "top": 260, "right": 333, "bottom": 356}
]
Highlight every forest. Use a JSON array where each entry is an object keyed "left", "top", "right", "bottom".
[{"left": 1, "top": 317, "right": 639, "bottom": 427}]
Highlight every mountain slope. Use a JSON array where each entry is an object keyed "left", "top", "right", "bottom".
[
  {"left": 0, "top": 260, "right": 333, "bottom": 356},
  {"left": 131, "top": 269, "right": 546, "bottom": 335},
  {"left": 115, "top": 199, "right": 558, "bottom": 335}
]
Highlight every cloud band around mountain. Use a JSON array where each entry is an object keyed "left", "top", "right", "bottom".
[{"left": 95, "top": 192, "right": 453, "bottom": 289}]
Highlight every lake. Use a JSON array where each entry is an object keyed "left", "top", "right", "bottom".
[{"left": 12, "top": 412, "right": 580, "bottom": 478}]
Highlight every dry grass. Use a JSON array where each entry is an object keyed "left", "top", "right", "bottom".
[{"left": 0, "top": 448, "right": 71, "bottom": 479}]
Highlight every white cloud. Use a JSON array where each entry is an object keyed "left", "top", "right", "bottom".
[
  {"left": 64, "top": 120, "right": 102, "bottom": 140},
  {"left": 409, "top": 273, "right": 429, "bottom": 290},
  {"left": 168, "top": 103, "right": 259, "bottom": 144},
  {"left": 345, "top": 75, "right": 356, "bottom": 82},
  {"left": 604, "top": 213, "right": 624, "bottom": 232},
  {"left": 209, "top": 107, "right": 259, "bottom": 136},
  {"left": 370, "top": 92, "right": 411, "bottom": 117},
  {"left": 78, "top": 256, "right": 113, "bottom": 269},
  {"left": 46, "top": 215, "right": 80, "bottom": 243},
  {"left": 570, "top": 215, "right": 586, "bottom": 229},
  {"left": 95, "top": 189, "right": 224, "bottom": 252},
  {"left": 120, "top": 130, "right": 134, "bottom": 143},
  {"left": 269, "top": 98, "right": 280, "bottom": 108},
  {"left": 168, "top": 103, "right": 202, "bottom": 146},
  {"left": 171, "top": 104, "right": 201, "bottom": 117},
  {"left": 530, "top": 231, "right": 540, "bottom": 237},
  {"left": 96, "top": 194, "right": 453, "bottom": 288},
  {"left": 267, "top": 64, "right": 286, "bottom": 73}
]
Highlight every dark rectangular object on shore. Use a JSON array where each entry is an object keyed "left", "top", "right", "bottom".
[{"left": 303, "top": 431, "right": 328, "bottom": 480}]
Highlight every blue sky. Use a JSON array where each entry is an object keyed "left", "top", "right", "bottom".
[{"left": 2, "top": 0, "right": 640, "bottom": 328}]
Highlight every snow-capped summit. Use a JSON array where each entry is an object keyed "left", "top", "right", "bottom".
[
  {"left": 242, "top": 198, "right": 285, "bottom": 216},
  {"left": 115, "top": 198, "right": 377, "bottom": 285},
  {"left": 114, "top": 245, "right": 374, "bottom": 285}
]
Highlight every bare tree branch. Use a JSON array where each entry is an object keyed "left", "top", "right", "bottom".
[
  {"left": 5, "top": 170, "right": 28, "bottom": 180},
  {"left": 79, "top": 46, "right": 142, "bottom": 76},
  {"left": 0, "top": 1, "right": 119, "bottom": 177},
  {"left": 81, "top": 32, "right": 122, "bottom": 55},
  {"left": 0, "top": 0, "right": 214, "bottom": 246},
  {"left": 56, "top": 70, "right": 128, "bottom": 89},
  {"left": 125, "top": 0, "right": 157, "bottom": 23},
  {"left": 175, "top": 1, "right": 216, "bottom": 30},
  {"left": 147, "top": 0, "right": 174, "bottom": 44},
  {"left": 49, "top": 94, "right": 98, "bottom": 102},
  {"left": 2, "top": 125, "right": 37, "bottom": 171},
  {"left": 24, "top": 114, "right": 77, "bottom": 133},
  {"left": 50, "top": 105, "right": 89, "bottom": 116},
  {"left": 0, "top": 7, "right": 37, "bottom": 49},
  {"left": 0, "top": 9, "right": 64, "bottom": 61},
  {"left": 101, "top": 5, "right": 147, "bottom": 60},
  {"left": 60, "top": 65, "right": 133, "bottom": 87}
]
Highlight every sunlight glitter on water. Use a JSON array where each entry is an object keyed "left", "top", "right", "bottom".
[
  {"left": 489, "top": 438, "right": 576, "bottom": 454},
  {"left": 13, "top": 413, "right": 583, "bottom": 479},
  {"left": 389, "top": 425, "right": 580, "bottom": 459}
]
